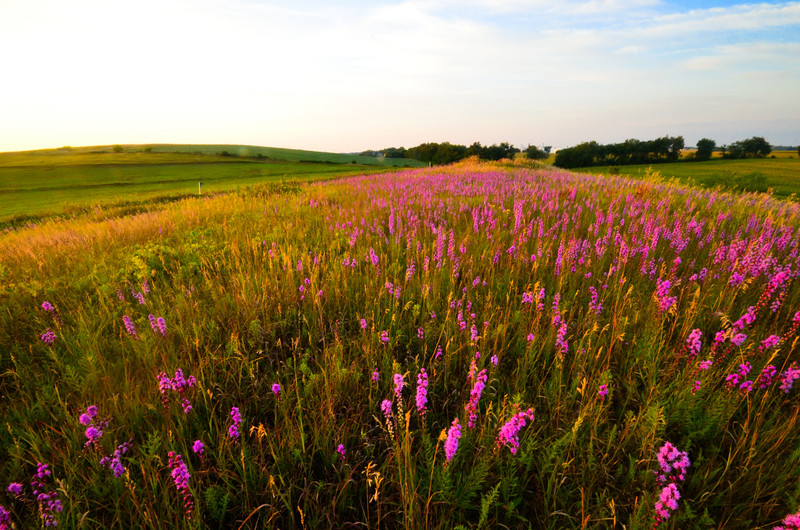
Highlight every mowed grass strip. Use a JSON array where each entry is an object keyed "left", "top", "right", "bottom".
[{"left": 0, "top": 159, "right": 386, "bottom": 221}]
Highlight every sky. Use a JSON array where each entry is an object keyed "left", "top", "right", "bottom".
[{"left": 0, "top": 0, "right": 798, "bottom": 153}]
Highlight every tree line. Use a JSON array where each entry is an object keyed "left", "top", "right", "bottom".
[
  {"left": 360, "top": 141, "right": 549, "bottom": 165},
  {"left": 554, "top": 136, "right": 773, "bottom": 169}
]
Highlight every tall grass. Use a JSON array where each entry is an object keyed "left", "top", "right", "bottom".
[{"left": 1, "top": 161, "right": 799, "bottom": 528}]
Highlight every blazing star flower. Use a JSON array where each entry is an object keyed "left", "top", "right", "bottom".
[
  {"left": 415, "top": 369, "right": 428, "bottom": 414},
  {"left": 490, "top": 355, "right": 498, "bottom": 367},
  {"left": 229, "top": 407, "right": 242, "bottom": 439},
  {"left": 360, "top": 318, "right": 367, "bottom": 329},
  {"left": 393, "top": 373, "right": 404, "bottom": 399},
  {"left": 337, "top": 444, "right": 346, "bottom": 461},
  {"left": 496, "top": 408, "right": 534, "bottom": 454},
  {"left": 41, "top": 301, "right": 54, "bottom": 311},
  {"left": 271, "top": 383, "right": 281, "bottom": 397},
  {"left": 465, "top": 368, "right": 488, "bottom": 428},
  {"left": 372, "top": 369, "right": 379, "bottom": 382},
  {"left": 7, "top": 482, "right": 23, "bottom": 496},
  {"left": 380, "top": 330, "right": 389, "bottom": 344},
  {"left": 527, "top": 333, "right": 535, "bottom": 342},
  {"left": 168, "top": 452, "right": 194, "bottom": 517},
  {"left": 656, "top": 442, "right": 690, "bottom": 484},
  {"left": 192, "top": 440, "right": 205, "bottom": 458},
  {"left": 731, "top": 333, "right": 747, "bottom": 347},
  {"left": 40, "top": 329, "right": 56, "bottom": 345},
  {"left": 598, "top": 384, "right": 609, "bottom": 400},
  {"left": 380, "top": 399, "right": 392, "bottom": 419},
  {"left": 654, "top": 483, "right": 681, "bottom": 522},
  {"left": 444, "top": 418, "right": 462, "bottom": 464}
]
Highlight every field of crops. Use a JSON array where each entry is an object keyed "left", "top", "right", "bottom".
[{"left": 1, "top": 161, "right": 800, "bottom": 528}]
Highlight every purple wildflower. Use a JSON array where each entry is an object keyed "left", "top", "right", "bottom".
[
  {"left": 40, "top": 329, "right": 56, "bottom": 345},
  {"left": 372, "top": 369, "right": 379, "bottom": 382},
  {"left": 0, "top": 504, "right": 9, "bottom": 528},
  {"left": 192, "top": 440, "right": 205, "bottom": 458},
  {"left": 415, "top": 369, "right": 428, "bottom": 414},
  {"left": 337, "top": 444, "right": 346, "bottom": 461},
  {"left": 654, "top": 483, "right": 681, "bottom": 523},
  {"left": 496, "top": 408, "right": 534, "bottom": 454},
  {"left": 229, "top": 407, "right": 242, "bottom": 439},
  {"left": 167, "top": 452, "right": 193, "bottom": 518},
  {"left": 656, "top": 442, "right": 690, "bottom": 484},
  {"left": 122, "top": 315, "right": 137, "bottom": 338},
  {"left": 7, "top": 482, "right": 23, "bottom": 496},
  {"left": 271, "top": 383, "right": 281, "bottom": 397},
  {"left": 731, "top": 333, "right": 747, "bottom": 347},
  {"left": 41, "top": 301, "right": 54, "bottom": 311},
  {"left": 598, "top": 384, "right": 609, "bottom": 401},
  {"left": 31, "top": 463, "right": 62, "bottom": 527},
  {"left": 444, "top": 418, "right": 462, "bottom": 464},
  {"left": 380, "top": 330, "right": 389, "bottom": 344},
  {"left": 685, "top": 329, "right": 702, "bottom": 358},
  {"left": 774, "top": 509, "right": 800, "bottom": 529},
  {"left": 780, "top": 362, "right": 800, "bottom": 394},
  {"left": 360, "top": 318, "right": 367, "bottom": 330},
  {"left": 465, "top": 368, "right": 488, "bottom": 428},
  {"left": 393, "top": 373, "right": 404, "bottom": 400}
]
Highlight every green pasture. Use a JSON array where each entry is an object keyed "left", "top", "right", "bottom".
[
  {"left": 0, "top": 145, "right": 409, "bottom": 223},
  {"left": 579, "top": 152, "right": 800, "bottom": 198}
]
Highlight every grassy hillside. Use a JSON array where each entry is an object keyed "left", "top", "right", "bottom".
[{"left": 0, "top": 144, "right": 420, "bottom": 223}]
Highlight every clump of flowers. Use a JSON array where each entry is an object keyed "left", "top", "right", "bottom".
[
  {"left": 157, "top": 369, "right": 197, "bottom": 413},
  {"left": 465, "top": 363, "right": 488, "bottom": 428},
  {"left": 228, "top": 407, "right": 242, "bottom": 439},
  {"left": 40, "top": 329, "right": 56, "bottom": 345},
  {"left": 0, "top": 504, "right": 10, "bottom": 528},
  {"left": 337, "top": 444, "right": 346, "bottom": 461},
  {"left": 684, "top": 329, "right": 702, "bottom": 358},
  {"left": 780, "top": 362, "right": 800, "bottom": 394},
  {"left": 654, "top": 278, "right": 677, "bottom": 313},
  {"left": 167, "top": 452, "right": 193, "bottom": 518},
  {"left": 122, "top": 315, "right": 137, "bottom": 339},
  {"left": 773, "top": 508, "right": 800, "bottom": 529},
  {"left": 100, "top": 441, "right": 132, "bottom": 478},
  {"left": 653, "top": 442, "right": 690, "bottom": 525},
  {"left": 598, "top": 384, "right": 609, "bottom": 401},
  {"left": 79, "top": 405, "right": 110, "bottom": 449},
  {"left": 415, "top": 369, "right": 428, "bottom": 415},
  {"left": 192, "top": 440, "right": 205, "bottom": 458},
  {"left": 496, "top": 407, "right": 534, "bottom": 454},
  {"left": 381, "top": 399, "right": 394, "bottom": 440},
  {"left": 31, "top": 463, "right": 62, "bottom": 527},
  {"left": 393, "top": 373, "right": 404, "bottom": 400},
  {"left": 444, "top": 418, "right": 462, "bottom": 464},
  {"left": 148, "top": 314, "right": 167, "bottom": 336}
]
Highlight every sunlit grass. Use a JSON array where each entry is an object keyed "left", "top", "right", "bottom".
[{"left": 1, "top": 162, "right": 799, "bottom": 528}]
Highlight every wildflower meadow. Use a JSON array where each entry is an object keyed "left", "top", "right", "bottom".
[{"left": 1, "top": 160, "right": 800, "bottom": 528}]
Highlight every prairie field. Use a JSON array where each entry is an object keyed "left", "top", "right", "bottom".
[{"left": 2, "top": 161, "right": 800, "bottom": 528}]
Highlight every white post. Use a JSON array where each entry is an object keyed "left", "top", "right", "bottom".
[{"left": 198, "top": 182, "right": 202, "bottom": 195}]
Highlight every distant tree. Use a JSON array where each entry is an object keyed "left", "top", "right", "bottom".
[
  {"left": 554, "top": 141, "right": 601, "bottom": 169},
  {"left": 723, "top": 136, "right": 772, "bottom": 159},
  {"left": 797, "top": 145, "right": 800, "bottom": 157},
  {"left": 695, "top": 138, "right": 716, "bottom": 161},
  {"left": 113, "top": 145, "right": 124, "bottom": 153},
  {"left": 383, "top": 147, "right": 406, "bottom": 159},
  {"left": 525, "top": 145, "right": 548, "bottom": 160}
]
